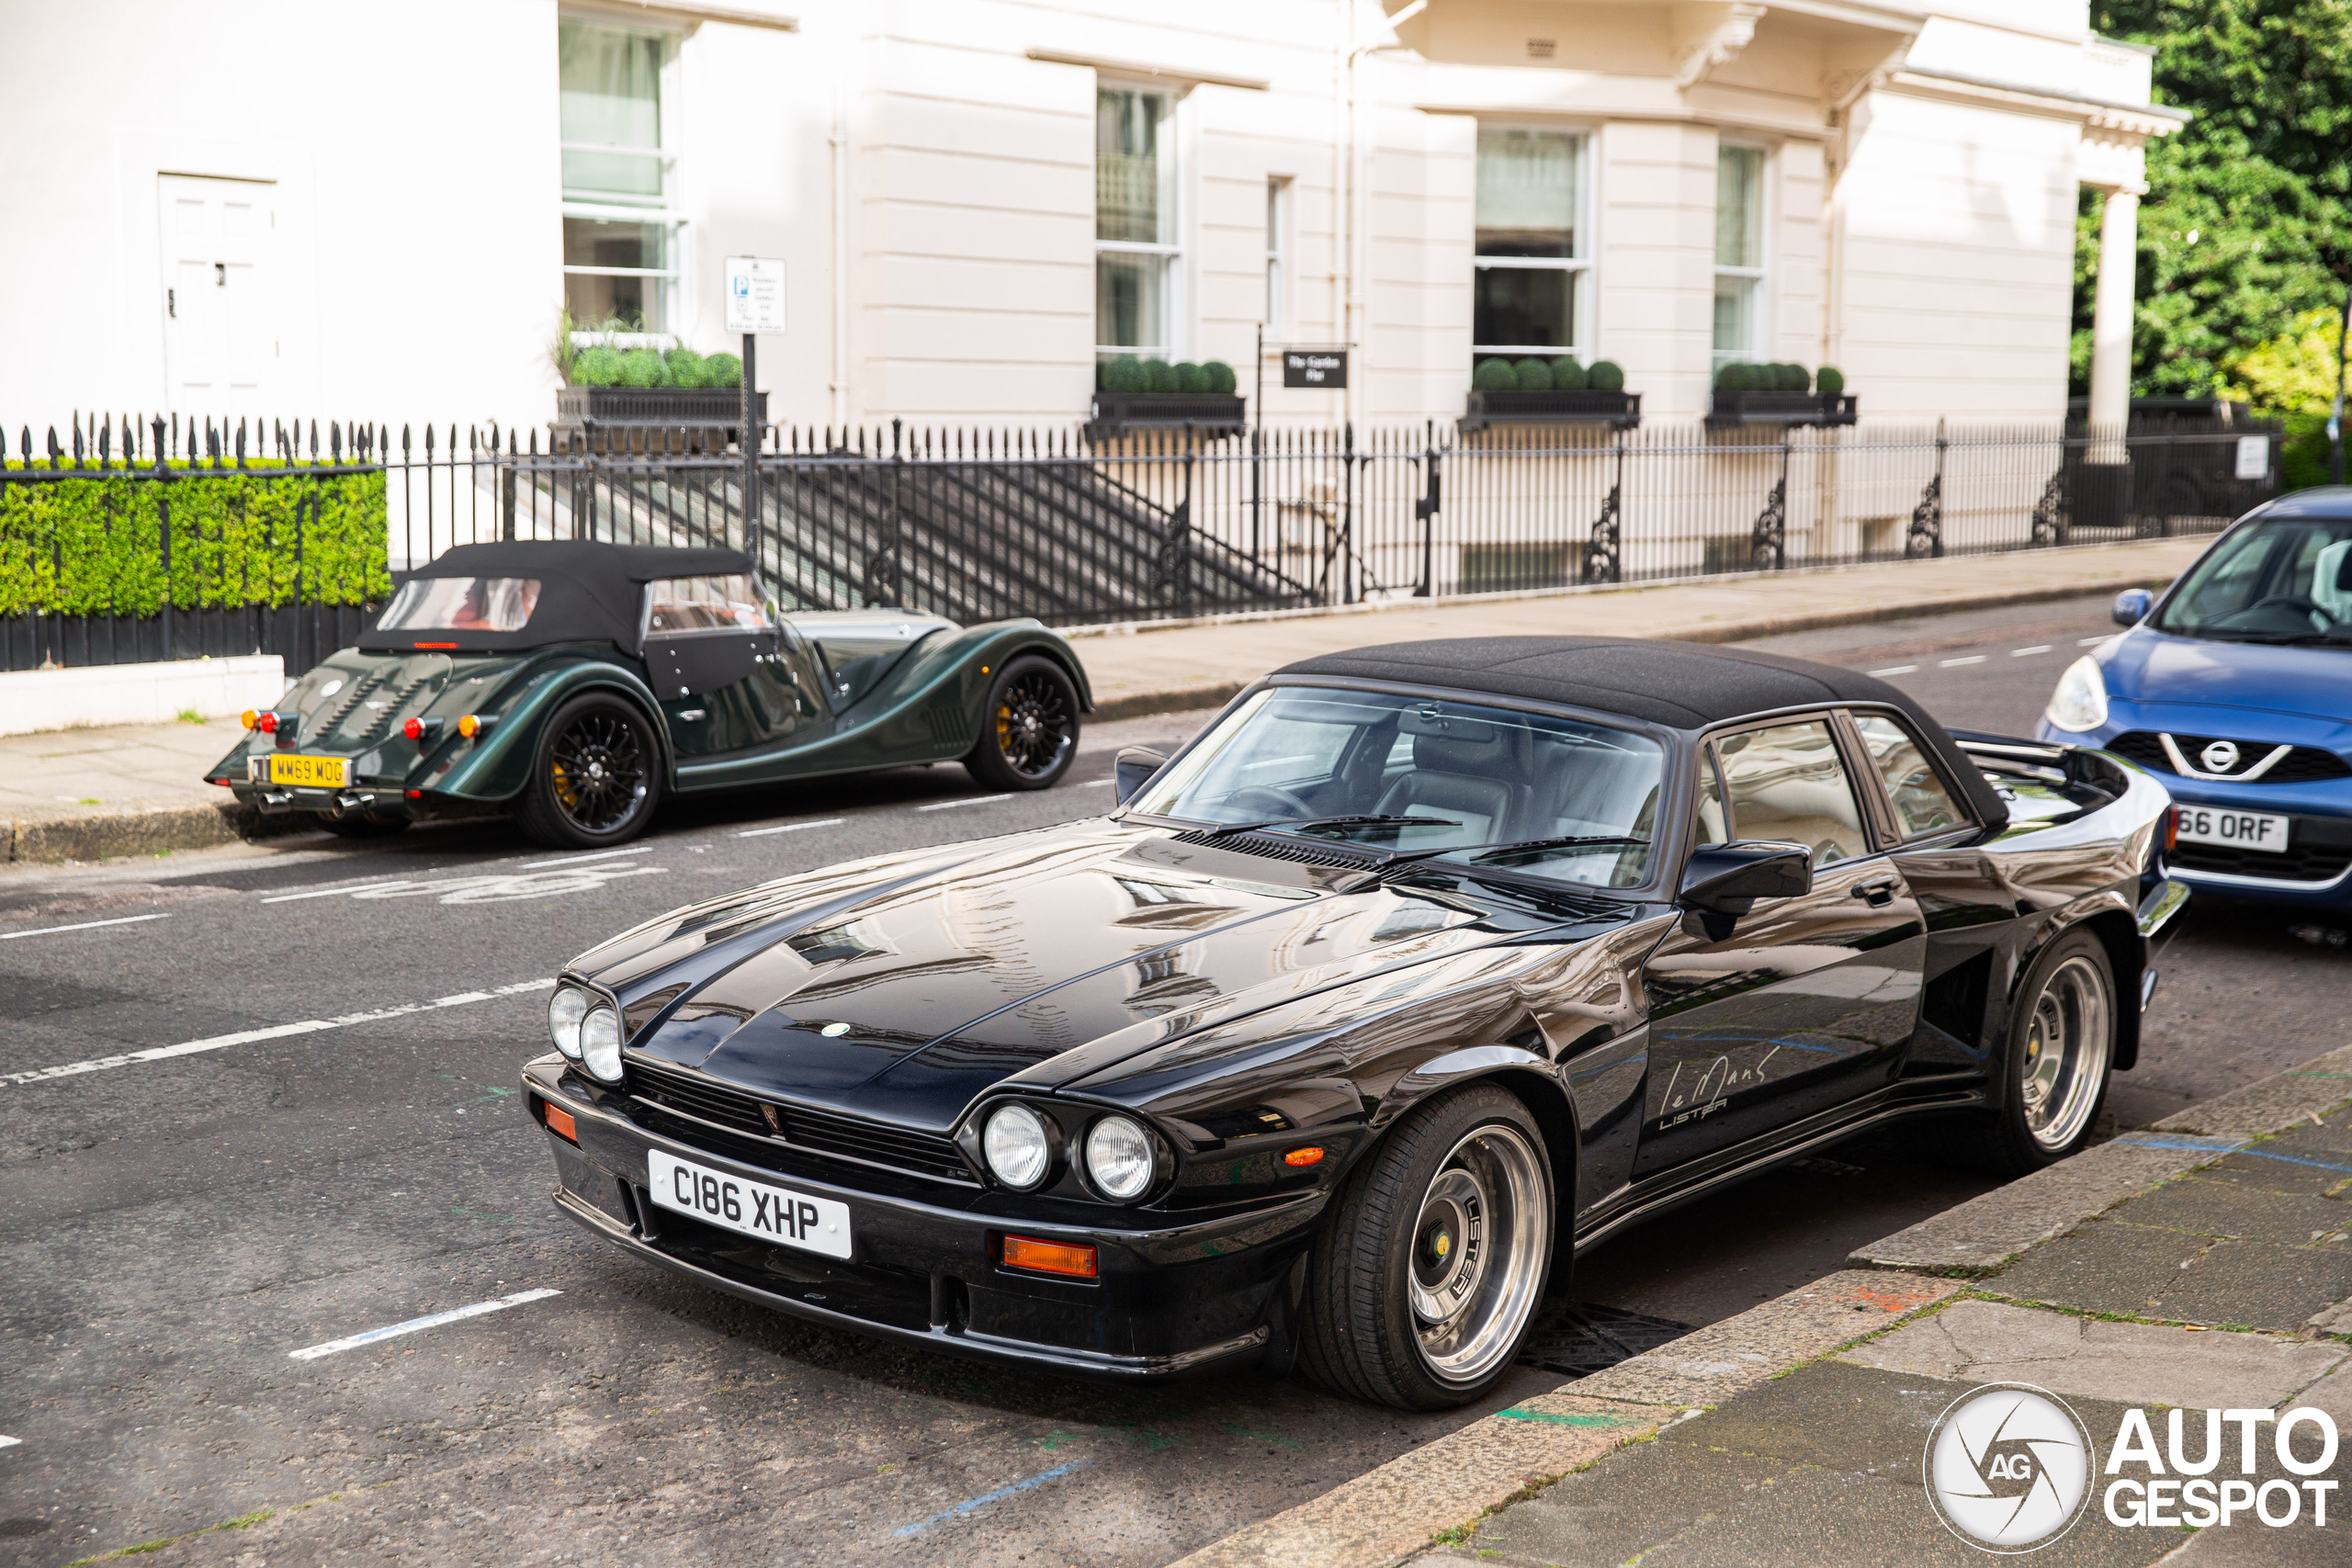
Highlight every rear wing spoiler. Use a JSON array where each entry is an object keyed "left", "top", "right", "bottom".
[{"left": 1950, "top": 728, "right": 2132, "bottom": 805}]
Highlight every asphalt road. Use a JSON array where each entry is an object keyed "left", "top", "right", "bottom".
[{"left": 1, "top": 592, "right": 2342, "bottom": 1567}]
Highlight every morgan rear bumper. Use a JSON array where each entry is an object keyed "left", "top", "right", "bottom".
[{"left": 524, "top": 1056, "right": 1318, "bottom": 1382}]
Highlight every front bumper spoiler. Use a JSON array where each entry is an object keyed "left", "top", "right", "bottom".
[{"left": 524, "top": 1057, "right": 1317, "bottom": 1382}]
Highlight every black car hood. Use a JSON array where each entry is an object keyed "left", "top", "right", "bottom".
[{"left": 577, "top": 822, "right": 1555, "bottom": 1133}]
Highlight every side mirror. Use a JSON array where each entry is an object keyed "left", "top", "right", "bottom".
[
  {"left": 1677, "top": 841, "right": 1813, "bottom": 941},
  {"left": 2111, "top": 587, "right": 2153, "bottom": 627},
  {"left": 1114, "top": 747, "right": 1169, "bottom": 806}
]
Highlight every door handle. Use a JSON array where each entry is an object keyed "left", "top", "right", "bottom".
[{"left": 1849, "top": 878, "right": 1899, "bottom": 908}]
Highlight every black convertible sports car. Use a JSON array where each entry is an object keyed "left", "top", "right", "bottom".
[{"left": 524, "top": 637, "right": 2188, "bottom": 1409}]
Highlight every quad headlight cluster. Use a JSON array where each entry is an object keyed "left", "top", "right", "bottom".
[
  {"left": 977, "top": 1100, "right": 1161, "bottom": 1202},
  {"left": 548, "top": 983, "right": 623, "bottom": 1083}
]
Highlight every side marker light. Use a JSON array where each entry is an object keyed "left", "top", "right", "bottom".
[
  {"left": 1284, "top": 1146, "right": 1325, "bottom": 1168},
  {"left": 1002, "top": 1235, "right": 1097, "bottom": 1278},
  {"left": 542, "top": 1100, "right": 577, "bottom": 1143},
  {"left": 458, "top": 714, "right": 495, "bottom": 739},
  {"left": 241, "top": 709, "right": 260, "bottom": 730},
  {"left": 2163, "top": 806, "right": 2178, "bottom": 854}
]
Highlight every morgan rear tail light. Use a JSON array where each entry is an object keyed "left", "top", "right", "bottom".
[{"left": 403, "top": 716, "right": 444, "bottom": 747}]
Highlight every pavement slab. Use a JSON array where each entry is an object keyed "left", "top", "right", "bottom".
[
  {"left": 2154, "top": 1045, "right": 2352, "bottom": 1139},
  {"left": 1842, "top": 1299, "right": 2351, "bottom": 1410},
  {"left": 1983, "top": 1218, "right": 2352, "bottom": 1331}
]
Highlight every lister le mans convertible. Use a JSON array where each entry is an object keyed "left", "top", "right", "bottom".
[
  {"left": 206, "top": 540, "right": 1090, "bottom": 846},
  {"left": 525, "top": 637, "right": 2187, "bottom": 1409}
]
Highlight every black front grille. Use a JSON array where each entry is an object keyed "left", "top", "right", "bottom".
[
  {"left": 2108, "top": 731, "right": 2352, "bottom": 784},
  {"left": 626, "top": 1058, "right": 975, "bottom": 1184},
  {"left": 2172, "top": 840, "right": 2352, "bottom": 883},
  {"left": 1171, "top": 829, "right": 1383, "bottom": 868}
]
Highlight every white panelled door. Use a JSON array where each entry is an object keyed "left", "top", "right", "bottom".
[{"left": 158, "top": 175, "right": 275, "bottom": 413}]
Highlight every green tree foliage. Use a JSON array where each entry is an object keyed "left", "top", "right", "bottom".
[
  {"left": 0, "top": 464, "right": 390, "bottom": 616},
  {"left": 2080, "top": 3, "right": 2352, "bottom": 401}
]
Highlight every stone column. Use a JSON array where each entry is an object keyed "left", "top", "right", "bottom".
[{"left": 2086, "top": 186, "right": 2139, "bottom": 446}]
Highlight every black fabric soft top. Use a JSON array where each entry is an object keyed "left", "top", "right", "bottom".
[
  {"left": 357, "top": 541, "right": 755, "bottom": 655},
  {"left": 1274, "top": 637, "right": 2008, "bottom": 834}
]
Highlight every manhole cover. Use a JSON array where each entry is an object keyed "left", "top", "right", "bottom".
[{"left": 1515, "top": 1301, "right": 1693, "bottom": 1378}]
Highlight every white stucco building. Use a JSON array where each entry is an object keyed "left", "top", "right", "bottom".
[{"left": 1, "top": 0, "right": 2177, "bottom": 439}]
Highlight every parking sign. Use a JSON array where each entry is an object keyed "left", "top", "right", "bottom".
[{"left": 723, "top": 256, "right": 787, "bottom": 333}]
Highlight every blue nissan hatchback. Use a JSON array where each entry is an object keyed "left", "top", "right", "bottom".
[{"left": 2037, "top": 492, "right": 2352, "bottom": 912}]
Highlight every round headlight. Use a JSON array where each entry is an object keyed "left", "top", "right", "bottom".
[
  {"left": 982, "top": 1102, "right": 1053, "bottom": 1190},
  {"left": 548, "top": 987, "right": 590, "bottom": 1061},
  {"left": 2045, "top": 654, "right": 2109, "bottom": 733},
  {"left": 579, "top": 1005, "right": 624, "bottom": 1083},
  {"left": 1084, "top": 1114, "right": 1155, "bottom": 1201}
]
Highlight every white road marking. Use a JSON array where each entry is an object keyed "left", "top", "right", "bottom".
[
  {"left": 1939, "top": 655, "right": 1986, "bottom": 667},
  {"left": 736, "top": 818, "right": 846, "bottom": 839},
  {"left": 288, "top": 1288, "right": 562, "bottom": 1361},
  {"left": 0, "top": 1434, "right": 17, "bottom": 1449},
  {"left": 266, "top": 865, "right": 664, "bottom": 907},
  {"left": 0, "top": 913, "right": 169, "bottom": 941},
  {"left": 1868, "top": 665, "right": 1917, "bottom": 677},
  {"left": 2078, "top": 635, "right": 2109, "bottom": 646},
  {"left": 526, "top": 846, "right": 656, "bottom": 869},
  {"left": 916, "top": 794, "right": 1012, "bottom": 811},
  {"left": 260, "top": 878, "right": 414, "bottom": 904},
  {"left": 256, "top": 846, "right": 655, "bottom": 904},
  {"left": 0, "top": 978, "right": 558, "bottom": 1089},
  {"left": 1080, "top": 778, "right": 1117, "bottom": 788},
  {"left": 2010, "top": 645, "right": 2052, "bottom": 657}
]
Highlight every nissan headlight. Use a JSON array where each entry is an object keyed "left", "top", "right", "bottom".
[
  {"left": 982, "top": 1102, "right": 1053, "bottom": 1190},
  {"left": 579, "top": 1005, "right": 624, "bottom": 1083},
  {"left": 2044, "top": 655, "right": 2109, "bottom": 733},
  {"left": 548, "top": 986, "right": 591, "bottom": 1061},
  {"left": 1084, "top": 1114, "right": 1155, "bottom": 1201}
]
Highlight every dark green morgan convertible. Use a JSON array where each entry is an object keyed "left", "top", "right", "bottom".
[{"left": 205, "top": 541, "right": 1091, "bottom": 846}]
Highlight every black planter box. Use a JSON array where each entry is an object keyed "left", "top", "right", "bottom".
[
  {"left": 1706, "top": 391, "right": 1858, "bottom": 427},
  {"left": 1458, "top": 389, "right": 1642, "bottom": 434},
  {"left": 1084, "top": 392, "right": 1247, "bottom": 440},
  {"left": 554, "top": 386, "right": 766, "bottom": 429}
]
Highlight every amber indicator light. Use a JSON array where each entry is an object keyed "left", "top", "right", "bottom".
[
  {"left": 1284, "top": 1146, "right": 1325, "bottom": 1168},
  {"left": 240, "top": 708, "right": 260, "bottom": 729},
  {"left": 458, "top": 714, "right": 487, "bottom": 738},
  {"left": 415, "top": 641, "right": 458, "bottom": 649},
  {"left": 541, "top": 1100, "right": 578, "bottom": 1143},
  {"left": 1002, "top": 1235, "right": 1097, "bottom": 1278},
  {"left": 2163, "top": 807, "right": 2179, "bottom": 853}
]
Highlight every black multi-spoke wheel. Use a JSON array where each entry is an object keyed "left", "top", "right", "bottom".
[
  {"left": 963, "top": 656, "right": 1080, "bottom": 791},
  {"left": 515, "top": 694, "right": 662, "bottom": 848}
]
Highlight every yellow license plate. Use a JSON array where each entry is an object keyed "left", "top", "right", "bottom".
[{"left": 268, "top": 754, "right": 349, "bottom": 789}]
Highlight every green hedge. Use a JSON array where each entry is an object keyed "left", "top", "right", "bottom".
[{"left": 0, "top": 461, "right": 390, "bottom": 616}]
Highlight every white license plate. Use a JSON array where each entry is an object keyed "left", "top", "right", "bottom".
[
  {"left": 648, "top": 1149, "right": 852, "bottom": 1259},
  {"left": 2176, "top": 806, "right": 2290, "bottom": 853}
]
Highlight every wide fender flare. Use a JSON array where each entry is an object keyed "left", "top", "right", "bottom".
[
  {"left": 435, "top": 659, "right": 673, "bottom": 803},
  {"left": 1362, "top": 1043, "right": 1583, "bottom": 1266},
  {"left": 1996, "top": 891, "right": 2146, "bottom": 1083}
]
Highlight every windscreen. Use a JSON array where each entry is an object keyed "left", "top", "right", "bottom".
[
  {"left": 376, "top": 577, "right": 542, "bottom": 633},
  {"left": 2154, "top": 516, "right": 2352, "bottom": 644},
  {"left": 1131, "top": 687, "right": 1665, "bottom": 887}
]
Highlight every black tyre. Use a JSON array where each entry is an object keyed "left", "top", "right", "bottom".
[
  {"left": 1955, "top": 930, "right": 2117, "bottom": 1178},
  {"left": 514, "top": 694, "right": 663, "bottom": 849},
  {"left": 962, "top": 656, "right": 1080, "bottom": 791},
  {"left": 1297, "top": 1084, "right": 1555, "bottom": 1410},
  {"left": 314, "top": 809, "right": 410, "bottom": 839}
]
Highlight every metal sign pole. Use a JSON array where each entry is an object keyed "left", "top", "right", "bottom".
[{"left": 741, "top": 331, "right": 759, "bottom": 547}]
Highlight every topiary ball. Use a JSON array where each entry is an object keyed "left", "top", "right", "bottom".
[
  {"left": 663, "top": 348, "right": 707, "bottom": 389},
  {"left": 1173, "top": 361, "right": 1209, "bottom": 394},
  {"left": 1587, "top": 359, "right": 1625, "bottom": 392},
  {"left": 1815, "top": 365, "right": 1845, "bottom": 397},
  {"left": 1203, "top": 360, "right": 1238, "bottom": 394},
  {"left": 618, "top": 349, "right": 664, "bottom": 388},
  {"left": 704, "top": 352, "right": 742, "bottom": 387},
  {"left": 1714, "top": 362, "right": 1748, "bottom": 392},
  {"left": 1473, "top": 357, "right": 1518, "bottom": 391},
  {"left": 1548, "top": 357, "right": 1588, "bottom": 390},
  {"left": 1511, "top": 357, "right": 1553, "bottom": 392},
  {"left": 1783, "top": 363, "right": 1809, "bottom": 391},
  {"left": 1101, "top": 355, "right": 1146, "bottom": 394},
  {"left": 573, "top": 346, "right": 625, "bottom": 387},
  {"left": 1143, "top": 358, "right": 1177, "bottom": 393}
]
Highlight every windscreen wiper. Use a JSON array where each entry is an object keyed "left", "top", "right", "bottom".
[
  {"left": 1356, "top": 834, "right": 1651, "bottom": 880},
  {"left": 1194, "top": 813, "right": 1463, "bottom": 840}
]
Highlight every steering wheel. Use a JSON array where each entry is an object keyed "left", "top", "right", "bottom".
[{"left": 1226, "top": 784, "right": 1315, "bottom": 820}]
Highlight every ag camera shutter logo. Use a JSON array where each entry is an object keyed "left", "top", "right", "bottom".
[{"left": 1925, "top": 1383, "right": 2096, "bottom": 1552}]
